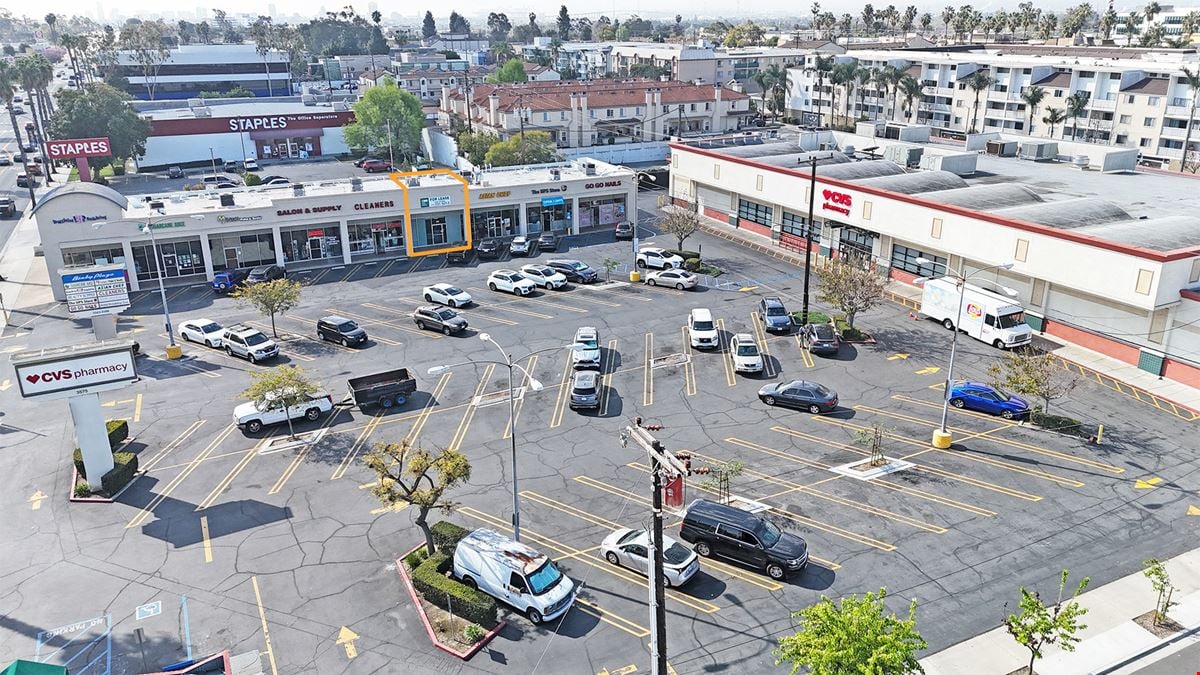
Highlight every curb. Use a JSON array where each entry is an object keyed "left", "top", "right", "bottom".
[
  {"left": 395, "top": 546, "right": 507, "bottom": 661},
  {"left": 1091, "top": 621, "right": 1200, "bottom": 674}
]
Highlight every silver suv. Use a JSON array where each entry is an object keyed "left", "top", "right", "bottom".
[{"left": 221, "top": 324, "right": 279, "bottom": 363}]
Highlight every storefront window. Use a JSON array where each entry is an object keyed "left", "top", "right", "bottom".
[
  {"left": 781, "top": 212, "right": 821, "bottom": 244},
  {"left": 131, "top": 238, "right": 206, "bottom": 281},
  {"left": 426, "top": 217, "right": 447, "bottom": 245},
  {"left": 525, "top": 202, "right": 570, "bottom": 234},
  {"left": 891, "top": 244, "right": 945, "bottom": 277},
  {"left": 282, "top": 224, "right": 343, "bottom": 264},
  {"left": 62, "top": 244, "right": 126, "bottom": 268},
  {"left": 347, "top": 219, "right": 405, "bottom": 257},
  {"left": 471, "top": 207, "right": 518, "bottom": 239},
  {"left": 737, "top": 199, "right": 773, "bottom": 226},
  {"left": 411, "top": 213, "right": 465, "bottom": 250},
  {"left": 210, "top": 231, "right": 276, "bottom": 270},
  {"left": 579, "top": 196, "right": 626, "bottom": 229},
  {"left": 838, "top": 226, "right": 877, "bottom": 265}
]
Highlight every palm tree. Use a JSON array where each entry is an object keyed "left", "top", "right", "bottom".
[
  {"left": 0, "top": 61, "right": 35, "bottom": 204},
  {"left": 752, "top": 70, "right": 772, "bottom": 120},
  {"left": 1099, "top": 9, "right": 1119, "bottom": 40},
  {"left": 14, "top": 56, "right": 50, "bottom": 183},
  {"left": 1178, "top": 66, "right": 1200, "bottom": 172},
  {"left": 1021, "top": 85, "right": 1046, "bottom": 135},
  {"left": 855, "top": 66, "right": 872, "bottom": 120},
  {"left": 898, "top": 74, "right": 922, "bottom": 122},
  {"left": 808, "top": 55, "right": 835, "bottom": 126},
  {"left": 44, "top": 13, "right": 58, "bottom": 41},
  {"left": 870, "top": 67, "right": 890, "bottom": 120},
  {"left": 762, "top": 63, "right": 788, "bottom": 119},
  {"left": 1183, "top": 10, "right": 1200, "bottom": 37},
  {"left": 830, "top": 62, "right": 856, "bottom": 125},
  {"left": 1125, "top": 11, "right": 1143, "bottom": 45},
  {"left": 877, "top": 64, "right": 901, "bottom": 120},
  {"left": 1145, "top": 1, "right": 1161, "bottom": 25},
  {"left": 966, "top": 70, "right": 995, "bottom": 133},
  {"left": 1043, "top": 107, "right": 1066, "bottom": 138},
  {"left": 1065, "top": 91, "right": 1091, "bottom": 140},
  {"left": 941, "top": 6, "right": 956, "bottom": 41}
]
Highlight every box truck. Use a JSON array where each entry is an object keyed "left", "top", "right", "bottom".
[{"left": 920, "top": 277, "right": 1033, "bottom": 349}]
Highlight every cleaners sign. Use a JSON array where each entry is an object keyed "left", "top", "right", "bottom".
[
  {"left": 46, "top": 137, "right": 113, "bottom": 160},
  {"left": 12, "top": 343, "right": 138, "bottom": 399},
  {"left": 61, "top": 265, "right": 131, "bottom": 318}
]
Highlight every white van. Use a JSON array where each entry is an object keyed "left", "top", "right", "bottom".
[
  {"left": 687, "top": 308, "right": 719, "bottom": 349},
  {"left": 920, "top": 277, "right": 1033, "bottom": 349},
  {"left": 453, "top": 528, "right": 577, "bottom": 624}
]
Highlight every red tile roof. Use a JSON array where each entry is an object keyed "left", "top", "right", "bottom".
[{"left": 449, "top": 79, "right": 749, "bottom": 113}]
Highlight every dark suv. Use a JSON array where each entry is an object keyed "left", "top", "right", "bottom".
[
  {"left": 758, "top": 296, "right": 793, "bottom": 333},
  {"left": 679, "top": 499, "right": 808, "bottom": 580},
  {"left": 317, "top": 315, "right": 368, "bottom": 346},
  {"left": 476, "top": 238, "right": 502, "bottom": 259},
  {"left": 246, "top": 264, "right": 285, "bottom": 284}
]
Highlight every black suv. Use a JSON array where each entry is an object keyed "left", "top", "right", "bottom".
[
  {"left": 758, "top": 296, "right": 793, "bottom": 333},
  {"left": 546, "top": 259, "right": 598, "bottom": 283},
  {"left": 679, "top": 499, "right": 808, "bottom": 580},
  {"left": 246, "top": 264, "right": 285, "bottom": 284},
  {"left": 476, "top": 238, "right": 502, "bottom": 259},
  {"left": 317, "top": 315, "right": 368, "bottom": 346}
]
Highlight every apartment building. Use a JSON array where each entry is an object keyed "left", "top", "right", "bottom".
[
  {"left": 440, "top": 80, "right": 752, "bottom": 147},
  {"left": 608, "top": 42, "right": 819, "bottom": 92},
  {"left": 787, "top": 47, "right": 1200, "bottom": 167},
  {"left": 1114, "top": 4, "right": 1200, "bottom": 38},
  {"left": 515, "top": 39, "right": 613, "bottom": 79}
]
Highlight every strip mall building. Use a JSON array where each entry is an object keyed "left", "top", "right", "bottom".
[
  {"left": 31, "top": 159, "right": 635, "bottom": 302},
  {"left": 668, "top": 139, "right": 1200, "bottom": 387}
]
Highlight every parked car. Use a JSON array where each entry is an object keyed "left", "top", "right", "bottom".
[
  {"left": 221, "top": 324, "right": 279, "bottom": 363},
  {"left": 167, "top": 165, "right": 184, "bottom": 178},
  {"left": 0, "top": 196, "right": 15, "bottom": 218},
  {"left": 318, "top": 315, "right": 368, "bottom": 346},
  {"left": 12, "top": 106, "right": 24, "bottom": 115},
  {"left": 644, "top": 269, "right": 698, "bottom": 290},
  {"left": 446, "top": 248, "right": 469, "bottom": 264},
  {"left": 422, "top": 283, "right": 472, "bottom": 308},
  {"left": 215, "top": 182, "right": 238, "bottom": 189},
  {"left": 260, "top": 174, "right": 287, "bottom": 184},
  {"left": 601, "top": 528, "right": 699, "bottom": 587},
  {"left": 15, "top": 174, "right": 35, "bottom": 188},
  {"left": 211, "top": 269, "right": 249, "bottom": 293},
  {"left": 520, "top": 264, "right": 568, "bottom": 290},
  {"left": 246, "top": 264, "right": 285, "bottom": 284},
  {"left": 679, "top": 499, "right": 809, "bottom": 580},
  {"left": 20, "top": 142, "right": 35, "bottom": 153},
  {"left": 243, "top": 157, "right": 260, "bottom": 171},
  {"left": 413, "top": 305, "right": 469, "bottom": 335},
  {"left": 801, "top": 323, "right": 840, "bottom": 356},
  {"left": 568, "top": 370, "right": 601, "bottom": 410},
  {"left": 729, "top": 333, "right": 764, "bottom": 374},
  {"left": 179, "top": 319, "right": 225, "bottom": 347},
  {"left": 757, "top": 380, "right": 838, "bottom": 414},
  {"left": 223, "top": 160, "right": 239, "bottom": 172},
  {"left": 614, "top": 221, "right": 634, "bottom": 240},
  {"left": 26, "top": 163, "right": 42, "bottom": 176},
  {"left": 201, "top": 174, "right": 237, "bottom": 184},
  {"left": 948, "top": 381, "right": 1030, "bottom": 419},
  {"left": 361, "top": 159, "right": 393, "bottom": 173},
  {"left": 453, "top": 528, "right": 577, "bottom": 625},
  {"left": 353, "top": 156, "right": 382, "bottom": 168},
  {"left": 758, "top": 296, "right": 793, "bottom": 333},
  {"left": 233, "top": 390, "right": 334, "bottom": 434},
  {"left": 509, "top": 236, "right": 535, "bottom": 257},
  {"left": 571, "top": 326, "right": 601, "bottom": 370},
  {"left": 476, "top": 238, "right": 502, "bottom": 259},
  {"left": 487, "top": 269, "right": 537, "bottom": 296},
  {"left": 0, "top": 154, "right": 12, "bottom": 166},
  {"left": 686, "top": 308, "right": 719, "bottom": 350},
  {"left": 263, "top": 177, "right": 291, "bottom": 186},
  {"left": 546, "top": 259, "right": 597, "bottom": 283},
  {"left": 537, "top": 231, "right": 559, "bottom": 252},
  {"left": 637, "top": 247, "right": 684, "bottom": 270}
]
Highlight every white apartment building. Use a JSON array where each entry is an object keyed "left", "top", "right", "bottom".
[
  {"left": 440, "top": 80, "right": 752, "bottom": 148},
  {"left": 1114, "top": 4, "right": 1200, "bottom": 38},
  {"left": 608, "top": 42, "right": 824, "bottom": 92},
  {"left": 515, "top": 39, "right": 613, "bottom": 80},
  {"left": 787, "top": 47, "right": 1200, "bottom": 167}
]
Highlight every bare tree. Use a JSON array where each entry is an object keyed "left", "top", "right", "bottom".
[{"left": 661, "top": 209, "right": 702, "bottom": 251}]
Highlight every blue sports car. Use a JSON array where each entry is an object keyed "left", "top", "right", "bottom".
[{"left": 948, "top": 381, "right": 1030, "bottom": 419}]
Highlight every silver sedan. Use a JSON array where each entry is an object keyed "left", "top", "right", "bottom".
[
  {"left": 644, "top": 269, "right": 699, "bottom": 290},
  {"left": 600, "top": 528, "right": 699, "bottom": 587}
]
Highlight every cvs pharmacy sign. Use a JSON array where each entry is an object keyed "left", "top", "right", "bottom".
[
  {"left": 821, "top": 189, "right": 852, "bottom": 216},
  {"left": 46, "top": 137, "right": 113, "bottom": 159},
  {"left": 13, "top": 347, "right": 137, "bottom": 399}
]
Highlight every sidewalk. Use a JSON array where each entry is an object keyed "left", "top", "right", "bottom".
[
  {"left": 0, "top": 166, "right": 68, "bottom": 333},
  {"left": 920, "top": 547, "right": 1200, "bottom": 675},
  {"left": 689, "top": 215, "right": 1200, "bottom": 418}
]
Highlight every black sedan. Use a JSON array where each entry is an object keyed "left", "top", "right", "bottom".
[
  {"left": 801, "top": 323, "right": 841, "bottom": 356},
  {"left": 412, "top": 305, "right": 468, "bottom": 335},
  {"left": 546, "top": 259, "right": 598, "bottom": 283},
  {"left": 758, "top": 380, "right": 838, "bottom": 414},
  {"left": 476, "top": 238, "right": 502, "bottom": 259}
]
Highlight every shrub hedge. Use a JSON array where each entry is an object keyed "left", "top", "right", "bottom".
[
  {"left": 404, "top": 547, "right": 430, "bottom": 570},
  {"left": 100, "top": 452, "right": 139, "bottom": 495},
  {"left": 410, "top": 551, "right": 498, "bottom": 626},
  {"left": 683, "top": 258, "right": 701, "bottom": 272},
  {"left": 107, "top": 419, "right": 129, "bottom": 450},
  {"left": 431, "top": 521, "right": 469, "bottom": 553},
  {"left": 73, "top": 448, "right": 87, "bottom": 478},
  {"left": 665, "top": 249, "right": 701, "bottom": 260}
]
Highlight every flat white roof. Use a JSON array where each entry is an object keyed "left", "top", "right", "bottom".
[{"left": 140, "top": 101, "right": 349, "bottom": 121}]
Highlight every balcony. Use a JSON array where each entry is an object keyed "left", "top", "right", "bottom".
[
  {"left": 1090, "top": 97, "right": 1116, "bottom": 111},
  {"left": 1165, "top": 104, "right": 1194, "bottom": 118},
  {"left": 1160, "top": 125, "right": 1189, "bottom": 139}
]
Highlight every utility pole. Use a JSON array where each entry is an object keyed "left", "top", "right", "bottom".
[
  {"left": 518, "top": 92, "right": 527, "bottom": 165},
  {"left": 802, "top": 155, "right": 817, "bottom": 324},
  {"left": 621, "top": 420, "right": 688, "bottom": 675},
  {"left": 677, "top": 104, "right": 684, "bottom": 139}
]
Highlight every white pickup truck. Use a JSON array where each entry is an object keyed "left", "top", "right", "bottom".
[{"left": 233, "top": 391, "right": 334, "bottom": 434}]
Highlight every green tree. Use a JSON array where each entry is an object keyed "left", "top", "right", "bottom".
[
  {"left": 557, "top": 5, "right": 571, "bottom": 39},
  {"left": 1142, "top": 559, "right": 1178, "bottom": 626},
  {"left": 364, "top": 439, "right": 472, "bottom": 555},
  {"left": 817, "top": 259, "right": 888, "bottom": 329},
  {"left": 456, "top": 130, "right": 499, "bottom": 166},
  {"left": 808, "top": 54, "right": 835, "bottom": 126},
  {"left": 1004, "top": 570, "right": 1090, "bottom": 675},
  {"left": 118, "top": 20, "right": 170, "bottom": 100},
  {"left": 1042, "top": 107, "right": 1066, "bottom": 138},
  {"left": 601, "top": 257, "right": 620, "bottom": 282},
  {"left": 1179, "top": 66, "right": 1200, "bottom": 172},
  {"left": 487, "top": 12, "right": 512, "bottom": 42},
  {"left": 897, "top": 74, "right": 922, "bottom": 122},
  {"left": 775, "top": 588, "right": 926, "bottom": 675},
  {"left": 249, "top": 16, "right": 277, "bottom": 97},
  {"left": 986, "top": 347, "right": 1077, "bottom": 415},
  {"left": 629, "top": 63, "right": 668, "bottom": 79},
  {"left": 49, "top": 84, "right": 152, "bottom": 175},
  {"left": 449, "top": 11, "right": 470, "bottom": 34},
  {"left": 230, "top": 278, "right": 302, "bottom": 338},
  {"left": 967, "top": 70, "right": 995, "bottom": 133},
  {"left": 241, "top": 365, "right": 322, "bottom": 440},
  {"left": 661, "top": 209, "right": 701, "bottom": 251},
  {"left": 1064, "top": 90, "right": 1091, "bottom": 140},
  {"left": 484, "top": 131, "right": 558, "bottom": 166},
  {"left": 1021, "top": 85, "right": 1046, "bottom": 135},
  {"left": 0, "top": 61, "right": 34, "bottom": 201},
  {"left": 343, "top": 83, "right": 425, "bottom": 162},
  {"left": 487, "top": 59, "right": 529, "bottom": 83},
  {"left": 422, "top": 11, "right": 437, "bottom": 38}
]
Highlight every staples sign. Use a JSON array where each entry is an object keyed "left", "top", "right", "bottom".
[
  {"left": 46, "top": 137, "right": 113, "bottom": 160},
  {"left": 821, "top": 189, "right": 852, "bottom": 217},
  {"left": 14, "top": 348, "right": 137, "bottom": 399}
]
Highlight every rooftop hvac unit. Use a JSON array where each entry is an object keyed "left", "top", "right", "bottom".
[
  {"left": 186, "top": 98, "right": 203, "bottom": 109},
  {"left": 148, "top": 200, "right": 165, "bottom": 210},
  {"left": 301, "top": 94, "right": 317, "bottom": 106},
  {"left": 292, "top": 183, "right": 305, "bottom": 196},
  {"left": 550, "top": 168, "right": 561, "bottom": 181},
  {"left": 334, "top": 101, "right": 351, "bottom": 111},
  {"left": 581, "top": 162, "right": 596, "bottom": 176},
  {"left": 406, "top": 177, "right": 421, "bottom": 187},
  {"left": 219, "top": 193, "right": 235, "bottom": 207},
  {"left": 350, "top": 178, "right": 363, "bottom": 192},
  {"left": 1071, "top": 154, "right": 1089, "bottom": 169},
  {"left": 192, "top": 107, "right": 212, "bottom": 118}
]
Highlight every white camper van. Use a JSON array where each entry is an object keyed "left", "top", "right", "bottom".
[
  {"left": 453, "top": 528, "right": 577, "bottom": 624},
  {"left": 920, "top": 277, "right": 1033, "bottom": 349}
]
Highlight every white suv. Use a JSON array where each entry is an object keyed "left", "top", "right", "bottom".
[
  {"left": 221, "top": 324, "right": 279, "bottom": 363},
  {"left": 687, "top": 308, "right": 719, "bottom": 350},
  {"left": 487, "top": 269, "right": 537, "bottom": 296},
  {"left": 520, "top": 264, "right": 568, "bottom": 290},
  {"left": 233, "top": 390, "right": 334, "bottom": 434},
  {"left": 729, "top": 333, "right": 764, "bottom": 373},
  {"left": 637, "top": 247, "right": 684, "bottom": 270},
  {"left": 571, "top": 326, "right": 601, "bottom": 370}
]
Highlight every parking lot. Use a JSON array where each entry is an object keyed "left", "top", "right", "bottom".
[{"left": 2, "top": 202, "right": 1199, "bottom": 674}]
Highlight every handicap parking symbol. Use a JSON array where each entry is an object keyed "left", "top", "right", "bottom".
[{"left": 135, "top": 601, "right": 162, "bottom": 621}]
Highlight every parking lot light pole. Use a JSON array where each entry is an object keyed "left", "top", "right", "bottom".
[
  {"left": 916, "top": 258, "right": 1016, "bottom": 449},
  {"left": 429, "top": 336, "right": 581, "bottom": 542}
]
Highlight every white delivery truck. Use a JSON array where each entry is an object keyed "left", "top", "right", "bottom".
[
  {"left": 453, "top": 528, "right": 577, "bottom": 624},
  {"left": 920, "top": 276, "right": 1033, "bottom": 349}
]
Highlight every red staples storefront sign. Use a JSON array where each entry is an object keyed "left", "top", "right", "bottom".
[
  {"left": 46, "top": 137, "right": 112, "bottom": 159},
  {"left": 822, "top": 189, "right": 852, "bottom": 216}
]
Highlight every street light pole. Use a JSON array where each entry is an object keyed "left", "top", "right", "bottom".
[
  {"left": 143, "top": 220, "right": 177, "bottom": 348},
  {"left": 802, "top": 155, "right": 817, "bottom": 324}
]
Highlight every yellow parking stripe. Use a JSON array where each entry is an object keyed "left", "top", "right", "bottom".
[
  {"left": 642, "top": 333, "right": 654, "bottom": 406},
  {"left": 363, "top": 300, "right": 518, "bottom": 326},
  {"left": 141, "top": 420, "right": 206, "bottom": 472},
  {"left": 449, "top": 365, "right": 494, "bottom": 451},
  {"left": 373, "top": 259, "right": 399, "bottom": 278},
  {"left": 402, "top": 372, "right": 453, "bottom": 448},
  {"left": 329, "top": 410, "right": 386, "bottom": 482},
  {"left": 197, "top": 433, "right": 275, "bottom": 510},
  {"left": 575, "top": 599, "right": 651, "bottom": 638},
  {"left": 599, "top": 339, "right": 618, "bottom": 416},
  {"left": 750, "top": 313, "right": 777, "bottom": 378},
  {"left": 126, "top": 424, "right": 237, "bottom": 529},
  {"left": 715, "top": 319, "right": 736, "bottom": 387},
  {"left": 503, "top": 356, "right": 538, "bottom": 439},
  {"left": 680, "top": 326, "right": 697, "bottom": 397},
  {"left": 549, "top": 356, "right": 574, "bottom": 429},
  {"left": 332, "top": 308, "right": 436, "bottom": 339},
  {"left": 269, "top": 403, "right": 346, "bottom": 494}
]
